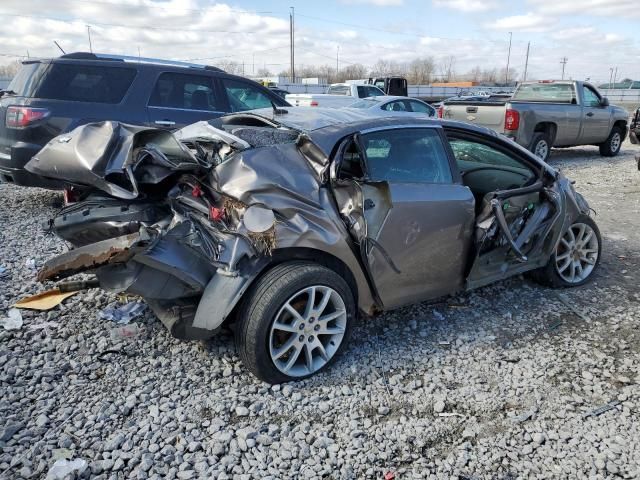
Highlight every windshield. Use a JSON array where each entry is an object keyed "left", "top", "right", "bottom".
[
  {"left": 349, "top": 98, "right": 380, "bottom": 109},
  {"left": 512, "top": 83, "right": 576, "bottom": 103},
  {"left": 7, "top": 62, "right": 48, "bottom": 96}
]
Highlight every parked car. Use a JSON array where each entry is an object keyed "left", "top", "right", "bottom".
[
  {"left": 31, "top": 109, "right": 601, "bottom": 383},
  {"left": 0, "top": 52, "right": 289, "bottom": 189},
  {"left": 345, "top": 95, "right": 436, "bottom": 117},
  {"left": 440, "top": 80, "right": 629, "bottom": 161},
  {"left": 285, "top": 83, "right": 385, "bottom": 108}
]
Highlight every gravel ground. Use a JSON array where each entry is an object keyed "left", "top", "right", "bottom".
[{"left": 1, "top": 141, "right": 639, "bottom": 480}]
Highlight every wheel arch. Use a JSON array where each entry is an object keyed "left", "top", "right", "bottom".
[
  {"left": 533, "top": 122, "right": 558, "bottom": 145},
  {"left": 613, "top": 119, "right": 628, "bottom": 141}
]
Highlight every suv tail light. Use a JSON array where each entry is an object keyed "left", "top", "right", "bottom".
[
  {"left": 505, "top": 109, "right": 520, "bottom": 131},
  {"left": 437, "top": 105, "right": 444, "bottom": 118},
  {"left": 6, "top": 106, "right": 50, "bottom": 128}
]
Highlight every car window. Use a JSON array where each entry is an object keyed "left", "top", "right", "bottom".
[
  {"left": 361, "top": 128, "right": 452, "bottom": 183},
  {"left": 328, "top": 85, "right": 350, "bottom": 95},
  {"left": 382, "top": 101, "right": 408, "bottom": 112},
  {"left": 223, "top": 79, "right": 273, "bottom": 112},
  {"left": 409, "top": 100, "right": 434, "bottom": 115},
  {"left": 34, "top": 63, "right": 136, "bottom": 103},
  {"left": 149, "top": 72, "right": 219, "bottom": 111},
  {"left": 350, "top": 98, "right": 380, "bottom": 109},
  {"left": 512, "top": 83, "right": 577, "bottom": 104},
  {"left": 448, "top": 137, "right": 532, "bottom": 172},
  {"left": 583, "top": 86, "right": 601, "bottom": 107},
  {"left": 367, "top": 86, "right": 385, "bottom": 97}
]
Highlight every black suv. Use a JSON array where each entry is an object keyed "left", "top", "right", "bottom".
[{"left": 0, "top": 52, "right": 290, "bottom": 188}]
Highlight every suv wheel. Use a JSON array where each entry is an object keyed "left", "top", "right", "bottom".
[
  {"left": 235, "top": 262, "right": 355, "bottom": 383},
  {"left": 599, "top": 126, "right": 623, "bottom": 157}
]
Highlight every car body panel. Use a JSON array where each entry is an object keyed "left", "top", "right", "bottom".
[{"left": 33, "top": 109, "right": 591, "bottom": 339}]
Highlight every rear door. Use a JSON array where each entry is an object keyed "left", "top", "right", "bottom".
[
  {"left": 146, "top": 72, "right": 225, "bottom": 129},
  {"left": 332, "top": 126, "right": 475, "bottom": 309},
  {"left": 580, "top": 84, "right": 611, "bottom": 144}
]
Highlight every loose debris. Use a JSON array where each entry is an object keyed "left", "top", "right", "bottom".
[
  {"left": 583, "top": 401, "right": 621, "bottom": 419},
  {"left": 0, "top": 308, "right": 23, "bottom": 330},
  {"left": 99, "top": 301, "right": 146, "bottom": 325},
  {"left": 14, "top": 289, "right": 78, "bottom": 311}
]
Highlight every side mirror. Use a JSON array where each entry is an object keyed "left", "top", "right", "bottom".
[{"left": 600, "top": 97, "right": 610, "bottom": 107}]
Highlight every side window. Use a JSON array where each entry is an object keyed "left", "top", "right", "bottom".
[
  {"left": 448, "top": 137, "right": 533, "bottom": 172},
  {"left": 382, "top": 101, "right": 408, "bottom": 112},
  {"left": 223, "top": 79, "right": 274, "bottom": 112},
  {"left": 583, "top": 86, "right": 601, "bottom": 107},
  {"left": 409, "top": 100, "right": 434, "bottom": 116},
  {"left": 149, "top": 73, "right": 219, "bottom": 111},
  {"left": 367, "top": 86, "right": 384, "bottom": 97},
  {"left": 357, "top": 86, "right": 367, "bottom": 98},
  {"left": 361, "top": 128, "right": 452, "bottom": 183},
  {"left": 35, "top": 64, "right": 136, "bottom": 103}
]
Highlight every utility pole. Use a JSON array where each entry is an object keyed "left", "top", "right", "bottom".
[
  {"left": 613, "top": 66, "right": 618, "bottom": 87},
  {"left": 523, "top": 41, "right": 530, "bottom": 81},
  {"left": 252, "top": 53, "right": 255, "bottom": 76},
  {"left": 609, "top": 68, "right": 614, "bottom": 89},
  {"left": 505, "top": 31, "right": 512, "bottom": 84},
  {"left": 87, "top": 25, "right": 93, "bottom": 53},
  {"left": 560, "top": 57, "right": 568, "bottom": 80},
  {"left": 336, "top": 45, "right": 339, "bottom": 77},
  {"left": 289, "top": 7, "right": 295, "bottom": 82}
]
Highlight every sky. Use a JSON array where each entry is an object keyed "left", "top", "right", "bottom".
[{"left": 0, "top": 0, "right": 638, "bottom": 83}]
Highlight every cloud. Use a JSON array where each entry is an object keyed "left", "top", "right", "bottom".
[
  {"left": 551, "top": 27, "right": 596, "bottom": 40},
  {"left": 486, "top": 12, "right": 553, "bottom": 32},
  {"left": 432, "top": 0, "right": 499, "bottom": 12},
  {"left": 527, "top": 0, "right": 640, "bottom": 18},
  {"left": 340, "top": 0, "right": 403, "bottom": 5}
]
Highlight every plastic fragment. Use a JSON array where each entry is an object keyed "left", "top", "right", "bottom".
[
  {"left": 46, "top": 458, "right": 87, "bottom": 479},
  {"left": 109, "top": 323, "right": 143, "bottom": 341},
  {"left": 583, "top": 400, "right": 621, "bottom": 419},
  {"left": 25, "top": 258, "right": 36, "bottom": 269},
  {"left": 1, "top": 308, "right": 23, "bottom": 330},
  {"left": 438, "top": 412, "right": 464, "bottom": 417},
  {"left": 99, "top": 301, "right": 146, "bottom": 324},
  {"left": 0, "top": 266, "right": 8, "bottom": 278},
  {"left": 384, "top": 472, "right": 396, "bottom": 480}
]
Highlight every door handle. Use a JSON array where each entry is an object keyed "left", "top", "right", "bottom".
[
  {"left": 586, "top": 112, "right": 594, "bottom": 117},
  {"left": 154, "top": 120, "right": 176, "bottom": 126}
]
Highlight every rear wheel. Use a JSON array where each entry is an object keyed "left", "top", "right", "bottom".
[
  {"left": 530, "top": 132, "right": 551, "bottom": 161},
  {"left": 235, "top": 262, "right": 355, "bottom": 383},
  {"left": 530, "top": 215, "right": 601, "bottom": 288},
  {"left": 599, "top": 126, "right": 623, "bottom": 157}
]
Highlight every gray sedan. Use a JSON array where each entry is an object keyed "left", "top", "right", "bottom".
[{"left": 345, "top": 95, "right": 436, "bottom": 117}]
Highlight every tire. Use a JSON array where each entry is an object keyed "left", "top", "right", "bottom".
[
  {"left": 529, "top": 215, "right": 602, "bottom": 288},
  {"left": 235, "top": 261, "right": 355, "bottom": 383},
  {"left": 599, "top": 126, "right": 623, "bottom": 157},
  {"left": 530, "top": 132, "right": 551, "bottom": 161}
]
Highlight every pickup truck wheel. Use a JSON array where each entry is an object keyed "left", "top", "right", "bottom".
[
  {"left": 529, "top": 215, "right": 601, "bottom": 288},
  {"left": 530, "top": 133, "right": 551, "bottom": 161},
  {"left": 235, "top": 262, "right": 355, "bottom": 383},
  {"left": 599, "top": 126, "right": 623, "bottom": 157}
]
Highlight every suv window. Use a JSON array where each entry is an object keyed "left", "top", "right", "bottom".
[
  {"left": 34, "top": 63, "right": 136, "bottom": 103},
  {"left": 583, "top": 86, "right": 601, "bottom": 107},
  {"left": 149, "top": 72, "right": 219, "bottom": 111},
  {"left": 362, "top": 128, "right": 452, "bottom": 183},
  {"left": 223, "top": 79, "right": 274, "bottom": 112}
]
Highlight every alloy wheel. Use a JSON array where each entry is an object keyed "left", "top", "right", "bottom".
[
  {"left": 268, "top": 285, "right": 347, "bottom": 377},
  {"left": 554, "top": 222, "right": 599, "bottom": 283},
  {"left": 610, "top": 132, "right": 621, "bottom": 153},
  {"left": 534, "top": 139, "right": 549, "bottom": 160}
]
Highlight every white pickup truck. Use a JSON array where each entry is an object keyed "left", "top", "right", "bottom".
[{"left": 285, "top": 83, "right": 385, "bottom": 108}]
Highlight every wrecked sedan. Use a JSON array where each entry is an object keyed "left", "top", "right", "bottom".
[{"left": 28, "top": 108, "right": 602, "bottom": 383}]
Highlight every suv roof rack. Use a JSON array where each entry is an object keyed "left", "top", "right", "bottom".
[{"left": 59, "top": 52, "right": 224, "bottom": 72}]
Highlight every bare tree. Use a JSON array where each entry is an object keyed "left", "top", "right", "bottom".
[
  {"left": 0, "top": 60, "right": 21, "bottom": 78},
  {"left": 407, "top": 57, "right": 435, "bottom": 84},
  {"left": 337, "top": 63, "right": 367, "bottom": 82},
  {"left": 438, "top": 56, "right": 456, "bottom": 83},
  {"left": 216, "top": 60, "right": 244, "bottom": 75},
  {"left": 256, "top": 67, "right": 272, "bottom": 77}
]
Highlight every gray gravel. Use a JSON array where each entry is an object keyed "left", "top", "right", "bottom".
[{"left": 1, "top": 141, "right": 639, "bottom": 479}]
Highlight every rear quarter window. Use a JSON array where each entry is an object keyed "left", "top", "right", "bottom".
[
  {"left": 34, "top": 63, "right": 137, "bottom": 103},
  {"left": 512, "top": 83, "right": 576, "bottom": 104}
]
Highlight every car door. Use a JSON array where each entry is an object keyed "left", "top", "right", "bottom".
[
  {"left": 580, "top": 84, "right": 611, "bottom": 144},
  {"left": 147, "top": 72, "right": 225, "bottom": 129},
  {"left": 445, "top": 131, "right": 563, "bottom": 289},
  {"left": 331, "top": 126, "right": 475, "bottom": 309}
]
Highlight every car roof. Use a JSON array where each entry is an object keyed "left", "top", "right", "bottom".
[{"left": 222, "top": 107, "right": 494, "bottom": 155}]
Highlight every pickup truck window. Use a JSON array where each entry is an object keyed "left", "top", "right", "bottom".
[
  {"left": 327, "top": 85, "right": 350, "bottom": 95},
  {"left": 362, "top": 128, "right": 452, "bottom": 184},
  {"left": 582, "top": 86, "right": 601, "bottom": 107},
  {"left": 512, "top": 83, "right": 576, "bottom": 104}
]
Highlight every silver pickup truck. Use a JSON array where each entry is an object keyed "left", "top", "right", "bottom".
[{"left": 440, "top": 80, "right": 629, "bottom": 160}]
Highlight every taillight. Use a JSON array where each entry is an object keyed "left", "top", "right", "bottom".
[
  {"left": 437, "top": 105, "right": 444, "bottom": 118},
  {"left": 505, "top": 109, "right": 520, "bottom": 131},
  {"left": 6, "top": 106, "right": 50, "bottom": 128},
  {"left": 310, "top": 101, "right": 319, "bottom": 107}
]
